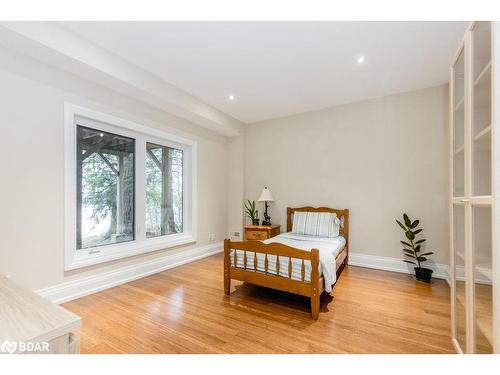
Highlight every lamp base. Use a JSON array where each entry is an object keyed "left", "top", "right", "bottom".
[{"left": 262, "top": 201, "right": 271, "bottom": 225}]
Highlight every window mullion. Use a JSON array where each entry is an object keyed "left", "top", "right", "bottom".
[{"left": 135, "top": 136, "right": 147, "bottom": 243}]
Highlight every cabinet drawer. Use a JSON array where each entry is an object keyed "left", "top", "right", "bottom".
[{"left": 246, "top": 230, "right": 268, "bottom": 240}]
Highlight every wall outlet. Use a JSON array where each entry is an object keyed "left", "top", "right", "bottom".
[
  {"left": 229, "top": 231, "right": 242, "bottom": 240},
  {"left": 208, "top": 233, "right": 216, "bottom": 242}
]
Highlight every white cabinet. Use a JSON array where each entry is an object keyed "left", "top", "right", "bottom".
[
  {"left": 0, "top": 275, "right": 81, "bottom": 354},
  {"left": 450, "top": 21, "right": 496, "bottom": 354}
]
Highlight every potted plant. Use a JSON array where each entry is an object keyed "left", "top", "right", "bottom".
[
  {"left": 396, "top": 213, "right": 434, "bottom": 283},
  {"left": 244, "top": 200, "right": 260, "bottom": 225}
]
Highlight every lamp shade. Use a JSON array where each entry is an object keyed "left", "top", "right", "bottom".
[{"left": 258, "top": 187, "right": 275, "bottom": 202}]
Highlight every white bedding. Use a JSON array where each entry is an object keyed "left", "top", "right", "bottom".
[{"left": 231, "top": 233, "right": 345, "bottom": 293}]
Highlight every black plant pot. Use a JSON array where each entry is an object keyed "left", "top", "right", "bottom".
[{"left": 414, "top": 267, "right": 433, "bottom": 283}]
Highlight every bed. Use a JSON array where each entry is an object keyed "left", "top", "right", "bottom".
[{"left": 224, "top": 206, "right": 349, "bottom": 320}]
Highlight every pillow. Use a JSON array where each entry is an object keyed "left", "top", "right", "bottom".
[{"left": 292, "top": 211, "right": 340, "bottom": 237}]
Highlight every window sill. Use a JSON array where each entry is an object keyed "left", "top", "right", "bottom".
[{"left": 65, "top": 234, "right": 196, "bottom": 271}]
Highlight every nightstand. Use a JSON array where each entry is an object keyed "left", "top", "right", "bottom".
[{"left": 244, "top": 224, "right": 280, "bottom": 240}]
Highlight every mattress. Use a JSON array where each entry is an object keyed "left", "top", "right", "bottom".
[{"left": 231, "top": 233, "right": 346, "bottom": 292}]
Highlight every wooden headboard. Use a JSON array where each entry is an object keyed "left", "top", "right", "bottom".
[{"left": 286, "top": 207, "right": 349, "bottom": 255}]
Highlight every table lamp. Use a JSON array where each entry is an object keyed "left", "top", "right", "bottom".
[{"left": 258, "top": 187, "right": 275, "bottom": 226}]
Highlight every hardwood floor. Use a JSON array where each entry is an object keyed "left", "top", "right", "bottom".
[{"left": 63, "top": 253, "right": 454, "bottom": 354}]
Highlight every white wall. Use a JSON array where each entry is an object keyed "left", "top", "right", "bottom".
[
  {"left": 226, "top": 135, "right": 245, "bottom": 237},
  {"left": 244, "top": 85, "right": 450, "bottom": 264},
  {"left": 0, "top": 43, "right": 450, "bottom": 294},
  {"left": 0, "top": 46, "right": 234, "bottom": 290}
]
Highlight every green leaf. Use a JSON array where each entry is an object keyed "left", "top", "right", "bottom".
[
  {"left": 396, "top": 220, "right": 406, "bottom": 231},
  {"left": 410, "top": 220, "right": 420, "bottom": 229},
  {"left": 420, "top": 252, "right": 434, "bottom": 256},
  {"left": 403, "top": 213, "right": 411, "bottom": 227},
  {"left": 402, "top": 260, "right": 416, "bottom": 265},
  {"left": 417, "top": 256, "right": 427, "bottom": 262},
  {"left": 405, "top": 231, "right": 415, "bottom": 241},
  {"left": 400, "top": 240, "right": 412, "bottom": 247},
  {"left": 415, "top": 239, "right": 426, "bottom": 244},
  {"left": 415, "top": 244, "right": 421, "bottom": 253},
  {"left": 404, "top": 253, "right": 416, "bottom": 259},
  {"left": 413, "top": 229, "right": 422, "bottom": 235},
  {"left": 244, "top": 200, "right": 258, "bottom": 220}
]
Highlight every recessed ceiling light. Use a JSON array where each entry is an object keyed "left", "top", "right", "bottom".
[
  {"left": 228, "top": 94, "right": 235, "bottom": 101},
  {"left": 357, "top": 56, "right": 366, "bottom": 64},
  {"left": 99, "top": 133, "right": 104, "bottom": 137}
]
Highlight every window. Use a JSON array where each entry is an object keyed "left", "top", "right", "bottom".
[
  {"left": 77, "top": 126, "right": 135, "bottom": 249},
  {"left": 65, "top": 103, "right": 197, "bottom": 270},
  {"left": 146, "top": 143, "right": 183, "bottom": 238}
]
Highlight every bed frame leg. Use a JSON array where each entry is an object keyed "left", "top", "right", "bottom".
[
  {"left": 310, "top": 293, "right": 320, "bottom": 320},
  {"left": 224, "top": 239, "right": 231, "bottom": 295},
  {"left": 310, "top": 248, "right": 320, "bottom": 320}
]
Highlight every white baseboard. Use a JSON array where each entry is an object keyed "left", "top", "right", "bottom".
[
  {"left": 349, "top": 252, "right": 491, "bottom": 285},
  {"left": 348, "top": 252, "right": 449, "bottom": 280},
  {"left": 36, "top": 242, "right": 223, "bottom": 304},
  {"left": 454, "top": 265, "right": 492, "bottom": 285}
]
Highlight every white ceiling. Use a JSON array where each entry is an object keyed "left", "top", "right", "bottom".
[{"left": 60, "top": 21, "right": 467, "bottom": 124}]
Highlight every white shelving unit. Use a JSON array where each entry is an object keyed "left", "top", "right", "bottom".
[{"left": 450, "top": 21, "right": 496, "bottom": 354}]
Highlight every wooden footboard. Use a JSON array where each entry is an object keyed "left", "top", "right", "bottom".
[{"left": 224, "top": 239, "right": 323, "bottom": 319}]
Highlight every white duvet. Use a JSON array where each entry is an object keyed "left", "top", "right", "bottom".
[{"left": 231, "top": 232, "right": 345, "bottom": 293}]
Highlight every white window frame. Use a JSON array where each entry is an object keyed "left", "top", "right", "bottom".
[{"left": 64, "top": 103, "right": 197, "bottom": 270}]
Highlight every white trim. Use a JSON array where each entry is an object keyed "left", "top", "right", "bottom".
[
  {"left": 37, "top": 242, "right": 222, "bottom": 304},
  {"left": 64, "top": 102, "right": 198, "bottom": 270},
  {"left": 492, "top": 20, "right": 499, "bottom": 355},
  {"left": 68, "top": 234, "right": 197, "bottom": 270},
  {"left": 348, "top": 252, "right": 450, "bottom": 280},
  {"left": 450, "top": 56, "right": 458, "bottom": 347},
  {"left": 67, "top": 103, "right": 197, "bottom": 147}
]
